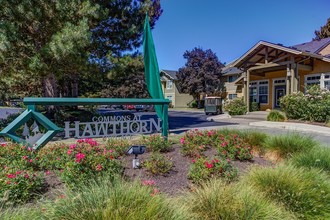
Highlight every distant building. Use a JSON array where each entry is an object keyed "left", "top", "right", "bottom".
[
  {"left": 160, "top": 70, "right": 194, "bottom": 108},
  {"left": 221, "top": 65, "right": 243, "bottom": 100},
  {"left": 224, "top": 37, "right": 330, "bottom": 111}
]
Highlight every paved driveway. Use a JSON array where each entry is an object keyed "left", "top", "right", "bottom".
[{"left": 0, "top": 107, "right": 23, "bottom": 119}]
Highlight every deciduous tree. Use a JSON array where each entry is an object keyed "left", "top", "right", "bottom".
[{"left": 177, "top": 47, "right": 224, "bottom": 106}]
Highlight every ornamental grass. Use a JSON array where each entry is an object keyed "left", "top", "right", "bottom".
[
  {"left": 41, "top": 177, "right": 189, "bottom": 220},
  {"left": 290, "top": 146, "right": 330, "bottom": 173},
  {"left": 244, "top": 165, "right": 330, "bottom": 219},
  {"left": 180, "top": 179, "right": 294, "bottom": 220},
  {"left": 263, "top": 133, "right": 318, "bottom": 158}
]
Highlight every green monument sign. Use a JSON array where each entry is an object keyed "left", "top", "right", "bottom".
[{"left": 0, "top": 16, "right": 169, "bottom": 150}]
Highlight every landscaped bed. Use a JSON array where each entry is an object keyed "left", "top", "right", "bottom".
[{"left": 1, "top": 129, "right": 329, "bottom": 219}]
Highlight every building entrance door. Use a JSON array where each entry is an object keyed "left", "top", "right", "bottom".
[{"left": 274, "top": 85, "right": 286, "bottom": 108}]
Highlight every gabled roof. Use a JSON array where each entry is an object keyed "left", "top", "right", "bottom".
[
  {"left": 160, "top": 70, "right": 178, "bottom": 80},
  {"left": 292, "top": 37, "right": 330, "bottom": 54},
  {"left": 221, "top": 67, "right": 243, "bottom": 76},
  {"left": 232, "top": 40, "right": 330, "bottom": 68}
]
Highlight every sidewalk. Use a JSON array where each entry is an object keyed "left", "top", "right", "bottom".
[
  {"left": 169, "top": 107, "right": 204, "bottom": 112},
  {"left": 250, "top": 121, "right": 330, "bottom": 136}
]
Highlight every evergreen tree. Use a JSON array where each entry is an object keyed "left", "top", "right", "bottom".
[
  {"left": 314, "top": 18, "right": 330, "bottom": 40},
  {"left": 0, "top": 0, "right": 162, "bottom": 99},
  {"left": 101, "top": 54, "right": 149, "bottom": 98}
]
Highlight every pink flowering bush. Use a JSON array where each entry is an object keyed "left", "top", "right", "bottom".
[
  {"left": 188, "top": 156, "right": 238, "bottom": 183},
  {"left": 0, "top": 139, "right": 124, "bottom": 203},
  {"left": 142, "top": 134, "right": 173, "bottom": 152},
  {"left": 0, "top": 165, "right": 44, "bottom": 204},
  {"left": 41, "top": 139, "right": 123, "bottom": 186},
  {"left": 216, "top": 134, "right": 253, "bottom": 160},
  {"left": 106, "top": 138, "right": 131, "bottom": 156},
  {"left": 180, "top": 129, "right": 211, "bottom": 157}
]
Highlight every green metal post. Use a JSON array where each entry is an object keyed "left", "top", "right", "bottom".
[
  {"left": 162, "top": 104, "right": 168, "bottom": 138},
  {"left": 27, "top": 105, "right": 35, "bottom": 111}
]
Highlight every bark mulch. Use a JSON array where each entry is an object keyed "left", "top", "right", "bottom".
[{"left": 123, "top": 144, "right": 273, "bottom": 196}]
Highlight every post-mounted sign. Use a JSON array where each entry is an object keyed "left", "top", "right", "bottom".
[{"left": 0, "top": 98, "right": 170, "bottom": 150}]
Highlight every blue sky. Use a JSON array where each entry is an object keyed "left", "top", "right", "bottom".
[{"left": 151, "top": 0, "right": 330, "bottom": 70}]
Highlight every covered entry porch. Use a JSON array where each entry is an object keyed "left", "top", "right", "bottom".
[{"left": 232, "top": 41, "right": 330, "bottom": 111}]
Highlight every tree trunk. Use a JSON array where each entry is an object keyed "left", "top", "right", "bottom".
[
  {"left": 42, "top": 73, "right": 58, "bottom": 114},
  {"left": 71, "top": 76, "right": 78, "bottom": 98},
  {"left": 43, "top": 73, "right": 58, "bottom": 97}
]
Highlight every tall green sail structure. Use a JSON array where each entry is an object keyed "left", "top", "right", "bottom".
[{"left": 143, "top": 14, "right": 165, "bottom": 120}]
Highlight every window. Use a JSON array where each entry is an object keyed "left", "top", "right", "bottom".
[
  {"left": 228, "top": 94, "right": 237, "bottom": 100},
  {"left": 166, "top": 80, "right": 173, "bottom": 89},
  {"left": 228, "top": 75, "right": 238, "bottom": 83},
  {"left": 305, "top": 73, "right": 330, "bottom": 91},
  {"left": 166, "top": 95, "right": 172, "bottom": 101},
  {"left": 249, "top": 80, "right": 268, "bottom": 104}
]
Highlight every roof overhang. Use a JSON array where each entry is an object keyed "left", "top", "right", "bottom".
[{"left": 232, "top": 40, "right": 330, "bottom": 70}]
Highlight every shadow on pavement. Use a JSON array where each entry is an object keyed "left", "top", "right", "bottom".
[{"left": 168, "top": 114, "right": 238, "bottom": 130}]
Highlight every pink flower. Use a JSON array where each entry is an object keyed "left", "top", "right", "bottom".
[
  {"left": 204, "top": 162, "right": 213, "bottom": 169},
  {"left": 7, "top": 174, "right": 16, "bottom": 179},
  {"left": 151, "top": 188, "right": 159, "bottom": 196},
  {"left": 15, "top": 171, "right": 22, "bottom": 175},
  {"left": 180, "top": 138, "right": 185, "bottom": 144},
  {"left": 221, "top": 142, "right": 228, "bottom": 147},
  {"left": 27, "top": 147, "right": 32, "bottom": 151},
  {"left": 22, "top": 155, "right": 28, "bottom": 160},
  {"left": 75, "top": 153, "right": 85, "bottom": 163},
  {"left": 29, "top": 159, "right": 33, "bottom": 163},
  {"left": 69, "top": 144, "right": 76, "bottom": 149},
  {"left": 76, "top": 153, "right": 85, "bottom": 160},
  {"left": 57, "top": 157, "right": 61, "bottom": 161},
  {"left": 96, "top": 164, "right": 103, "bottom": 171},
  {"left": 24, "top": 174, "right": 30, "bottom": 179},
  {"left": 6, "top": 181, "right": 11, "bottom": 185},
  {"left": 67, "top": 149, "right": 73, "bottom": 155},
  {"left": 109, "top": 149, "right": 113, "bottom": 153},
  {"left": 143, "top": 180, "right": 156, "bottom": 186},
  {"left": 45, "top": 170, "right": 51, "bottom": 175},
  {"left": 192, "top": 159, "right": 196, "bottom": 163},
  {"left": 1, "top": 143, "right": 7, "bottom": 147}
]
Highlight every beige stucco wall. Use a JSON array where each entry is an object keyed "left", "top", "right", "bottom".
[
  {"left": 319, "top": 44, "right": 330, "bottom": 56},
  {"left": 249, "top": 60, "right": 330, "bottom": 110}
]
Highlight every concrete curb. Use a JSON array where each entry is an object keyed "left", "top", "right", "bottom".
[
  {"left": 249, "top": 121, "right": 330, "bottom": 136},
  {"left": 206, "top": 113, "right": 231, "bottom": 121}
]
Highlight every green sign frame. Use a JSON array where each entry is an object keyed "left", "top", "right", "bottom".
[{"left": 0, "top": 97, "right": 170, "bottom": 150}]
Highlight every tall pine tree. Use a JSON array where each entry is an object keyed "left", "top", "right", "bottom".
[{"left": 0, "top": 0, "right": 162, "bottom": 99}]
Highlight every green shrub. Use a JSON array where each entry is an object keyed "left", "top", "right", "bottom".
[
  {"left": 280, "top": 85, "right": 330, "bottom": 122},
  {"left": 267, "top": 110, "right": 287, "bottom": 122},
  {"left": 0, "top": 113, "right": 21, "bottom": 130},
  {"left": 217, "top": 134, "right": 253, "bottom": 160},
  {"left": 0, "top": 143, "right": 44, "bottom": 205},
  {"left": 142, "top": 134, "right": 173, "bottom": 153},
  {"left": 42, "top": 177, "right": 188, "bottom": 220},
  {"left": 180, "top": 179, "right": 294, "bottom": 220},
  {"left": 264, "top": 133, "right": 318, "bottom": 158},
  {"left": 245, "top": 165, "right": 330, "bottom": 219},
  {"left": 144, "top": 152, "right": 173, "bottom": 175},
  {"left": 180, "top": 130, "right": 209, "bottom": 157},
  {"left": 188, "top": 157, "right": 238, "bottom": 183},
  {"left": 250, "top": 101, "right": 260, "bottom": 111},
  {"left": 291, "top": 146, "right": 330, "bottom": 173},
  {"left": 106, "top": 138, "right": 130, "bottom": 156},
  {"left": 224, "top": 98, "right": 247, "bottom": 115},
  {"left": 0, "top": 166, "right": 44, "bottom": 206}
]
